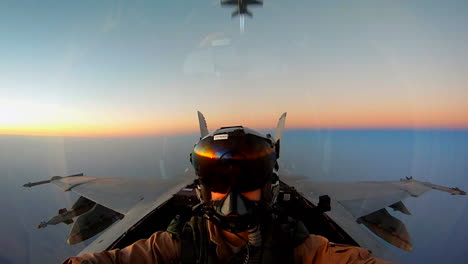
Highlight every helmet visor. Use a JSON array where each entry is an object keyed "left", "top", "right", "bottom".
[{"left": 197, "top": 156, "right": 274, "bottom": 193}]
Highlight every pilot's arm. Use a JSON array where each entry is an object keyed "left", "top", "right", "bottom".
[
  {"left": 62, "top": 231, "right": 180, "bottom": 264},
  {"left": 62, "top": 231, "right": 390, "bottom": 264},
  {"left": 294, "top": 234, "right": 392, "bottom": 264}
]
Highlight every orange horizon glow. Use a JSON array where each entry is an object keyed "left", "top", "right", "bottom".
[{"left": 2, "top": 111, "right": 468, "bottom": 137}]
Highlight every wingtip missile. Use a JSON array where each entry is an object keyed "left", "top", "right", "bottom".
[
  {"left": 37, "top": 221, "right": 48, "bottom": 229},
  {"left": 23, "top": 180, "right": 51, "bottom": 188},
  {"left": 427, "top": 183, "right": 466, "bottom": 195},
  {"left": 400, "top": 177, "right": 466, "bottom": 196},
  {"left": 22, "top": 173, "right": 84, "bottom": 188},
  {"left": 449, "top": 187, "right": 466, "bottom": 195}
]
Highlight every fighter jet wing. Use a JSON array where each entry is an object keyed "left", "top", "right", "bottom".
[
  {"left": 283, "top": 176, "right": 465, "bottom": 251},
  {"left": 286, "top": 178, "right": 465, "bottom": 219},
  {"left": 44, "top": 175, "right": 192, "bottom": 215},
  {"left": 24, "top": 173, "right": 194, "bottom": 247},
  {"left": 221, "top": 0, "right": 237, "bottom": 6}
]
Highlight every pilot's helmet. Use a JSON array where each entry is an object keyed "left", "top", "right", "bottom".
[{"left": 190, "top": 126, "right": 280, "bottom": 232}]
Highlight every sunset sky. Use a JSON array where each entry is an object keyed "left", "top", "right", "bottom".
[{"left": 1, "top": 0, "right": 467, "bottom": 136}]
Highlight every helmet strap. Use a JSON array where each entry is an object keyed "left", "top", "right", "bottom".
[
  {"left": 261, "top": 172, "right": 280, "bottom": 205},
  {"left": 196, "top": 183, "right": 212, "bottom": 204}
]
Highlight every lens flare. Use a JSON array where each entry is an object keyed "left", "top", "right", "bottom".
[{"left": 240, "top": 15, "right": 245, "bottom": 33}]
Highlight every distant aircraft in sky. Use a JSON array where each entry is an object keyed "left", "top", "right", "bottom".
[
  {"left": 221, "top": 0, "right": 263, "bottom": 18},
  {"left": 23, "top": 112, "right": 466, "bottom": 257}
]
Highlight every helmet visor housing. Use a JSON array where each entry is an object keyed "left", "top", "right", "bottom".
[{"left": 192, "top": 127, "right": 276, "bottom": 193}]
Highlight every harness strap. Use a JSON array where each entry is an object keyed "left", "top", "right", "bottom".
[
  {"left": 179, "top": 216, "right": 217, "bottom": 264},
  {"left": 173, "top": 215, "right": 310, "bottom": 264},
  {"left": 180, "top": 220, "right": 197, "bottom": 264}
]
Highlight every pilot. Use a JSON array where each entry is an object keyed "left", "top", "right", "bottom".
[{"left": 63, "top": 127, "right": 390, "bottom": 264}]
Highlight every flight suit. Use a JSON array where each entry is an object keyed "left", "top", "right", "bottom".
[{"left": 62, "top": 219, "right": 391, "bottom": 264}]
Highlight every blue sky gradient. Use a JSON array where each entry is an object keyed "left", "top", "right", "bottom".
[{"left": 1, "top": 0, "right": 467, "bottom": 135}]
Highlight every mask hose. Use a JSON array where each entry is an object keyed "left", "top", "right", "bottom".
[
  {"left": 247, "top": 226, "right": 262, "bottom": 247},
  {"left": 231, "top": 226, "right": 262, "bottom": 264}
]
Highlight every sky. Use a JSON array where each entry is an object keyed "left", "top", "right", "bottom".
[{"left": 1, "top": 0, "right": 467, "bottom": 136}]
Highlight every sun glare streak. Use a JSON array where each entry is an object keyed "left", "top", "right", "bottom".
[
  {"left": 0, "top": 101, "right": 198, "bottom": 137},
  {"left": 240, "top": 15, "right": 245, "bottom": 33},
  {"left": 0, "top": 101, "right": 61, "bottom": 126}
]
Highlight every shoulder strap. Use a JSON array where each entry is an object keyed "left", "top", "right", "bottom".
[
  {"left": 286, "top": 217, "right": 310, "bottom": 248},
  {"left": 166, "top": 215, "right": 184, "bottom": 240},
  {"left": 180, "top": 219, "right": 196, "bottom": 263},
  {"left": 181, "top": 216, "right": 201, "bottom": 264},
  {"left": 261, "top": 215, "right": 310, "bottom": 264},
  {"left": 180, "top": 216, "right": 217, "bottom": 264}
]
